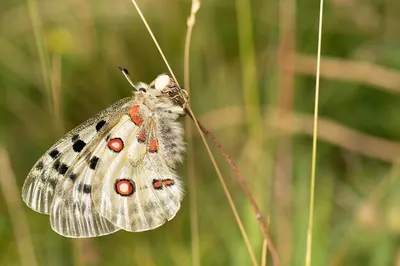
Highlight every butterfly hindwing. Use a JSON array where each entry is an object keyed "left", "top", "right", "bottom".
[
  {"left": 22, "top": 97, "right": 132, "bottom": 214},
  {"left": 90, "top": 103, "right": 184, "bottom": 232},
  {"left": 50, "top": 159, "right": 119, "bottom": 237}
]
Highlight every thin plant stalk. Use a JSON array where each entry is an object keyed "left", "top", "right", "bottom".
[
  {"left": 184, "top": 1, "right": 201, "bottom": 266},
  {"left": 261, "top": 239, "right": 268, "bottom": 266},
  {"left": 305, "top": 0, "right": 324, "bottom": 265},
  {"left": 129, "top": 0, "right": 179, "bottom": 85},
  {"left": 261, "top": 216, "right": 270, "bottom": 266},
  {"left": 129, "top": 1, "right": 278, "bottom": 265},
  {"left": 184, "top": 111, "right": 280, "bottom": 266},
  {"left": 185, "top": 105, "right": 259, "bottom": 266}
]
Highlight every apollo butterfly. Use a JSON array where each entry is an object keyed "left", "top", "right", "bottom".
[{"left": 21, "top": 70, "right": 187, "bottom": 237}]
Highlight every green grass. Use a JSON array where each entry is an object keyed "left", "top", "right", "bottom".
[{"left": 1, "top": 0, "right": 400, "bottom": 265}]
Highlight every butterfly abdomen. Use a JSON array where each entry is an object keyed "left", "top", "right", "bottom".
[{"left": 154, "top": 104, "right": 185, "bottom": 168}]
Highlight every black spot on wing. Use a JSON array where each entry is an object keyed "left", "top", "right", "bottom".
[
  {"left": 35, "top": 161, "right": 44, "bottom": 170},
  {"left": 69, "top": 172, "right": 77, "bottom": 181},
  {"left": 57, "top": 163, "right": 69, "bottom": 175},
  {"left": 83, "top": 184, "right": 92, "bottom": 194},
  {"left": 89, "top": 156, "right": 99, "bottom": 170},
  {"left": 72, "top": 139, "right": 86, "bottom": 152},
  {"left": 53, "top": 161, "right": 60, "bottom": 171},
  {"left": 71, "top": 134, "right": 79, "bottom": 142},
  {"left": 40, "top": 173, "right": 46, "bottom": 182},
  {"left": 96, "top": 120, "right": 106, "bottom": 132},
  {"left": 48, "top": 178, "right": 58, "bottom": 190},
  {"left": 49, "top": 149, "right": 60, "bottom": 159}
]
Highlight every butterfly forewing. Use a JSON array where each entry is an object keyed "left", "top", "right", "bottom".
[
  {"left": 49, "top": 110, "right": 140, "bottom": 236},
  {"left": 22, "top": 98, "right": 132, "bottom": 214}
]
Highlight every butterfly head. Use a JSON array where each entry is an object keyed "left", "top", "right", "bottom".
[
  {"left": 133, "top": 74, "right": 174, "bottom": 101},
  {"left": 146, "top": 74, "right": 189, "bottom": 107},
  {"left": 118, "top": 67, "right": 189, "bottom": 107}
]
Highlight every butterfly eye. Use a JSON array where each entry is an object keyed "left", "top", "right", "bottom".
[{"left": 138, "top": 87, "right": 147, "bottom": 93}]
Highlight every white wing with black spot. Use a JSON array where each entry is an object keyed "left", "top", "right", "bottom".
[
  {"left": 22, "top": 98, "right": 132, "bottom": 215},
  {"left": 48, "top": 110, "right": 136, "bottom": 237},
  {"left": 50, "top": 159, "right": 119, "bottom": 237}
]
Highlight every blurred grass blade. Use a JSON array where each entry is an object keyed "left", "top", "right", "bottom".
[
  {"left": 235, "top": 0, "right": 262, "bottom": 138},
  {"left": 275, "top": 0, "right": 296, "bottom": 261},
  {"left": 50, "top": 55, "right": 64, "bottom": 134},
  {"left": 0, "top": 147, "right": 38, "bottom": 266},
  {"left": 26, "top": 0, "right": 52, "bottom": 110}
]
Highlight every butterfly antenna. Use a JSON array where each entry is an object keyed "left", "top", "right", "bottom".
[{"left": 118, "top": 66, "right": 137, "bottom": 90}]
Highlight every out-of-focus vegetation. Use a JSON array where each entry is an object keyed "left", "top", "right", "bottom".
[{"left": 1, "top": 0, "right": 400, "bottom": 265}]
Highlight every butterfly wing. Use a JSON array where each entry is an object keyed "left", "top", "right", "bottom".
[
  {"left": 50, "top": 158, "right": 119, "bottom": 237},
  {"left": 23, "top": 78, "right": 186, "bottom": 237},
  {"left": 48, "top": 101, "right": 144, "bottom": 237},
  {"left": 90, "top": 104, "right": 184, "bottom": 232},
  {"left": 22, "top": 97, "right": 132, "bottom": 215}
]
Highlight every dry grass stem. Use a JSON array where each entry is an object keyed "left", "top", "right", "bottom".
[
  {"left": 0, "top": 148, "right": 38, "bottom": 266},
  {"left": 184, "top": 0, "right": 200, "bottom": 89},
  {"left": 130, "top": 0, "right": 258, "bottom": 264},
  {"left": 261, "top": 239, "right": 268, "bottom": 266},
  {"left": 185, "top": 109, "right": 280, "bottom": 266},
  {"left": 295, "top": 54, "right": 400, "bottom": 94},
  {"left": 183, "top": 1, "right": 201, "bottom": 266},
  {"left": 130, "top": 0, "right": 180, "bottom": 86},
  {"left": 261, "top": 215, "right": 270, "bottom": 266},
  {"left": 185, "top": 106, "right": 259, "bottom": 266},
  {"left": 305, "top": 0, "right": 324, "bottom": 264},
  {"left": 197, "top": 106, "right": 400, "bottom": 163}
]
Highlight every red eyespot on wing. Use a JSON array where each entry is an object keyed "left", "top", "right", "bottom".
[
  {"left": 162, "top": 179, "right": 175, "bottom": 186},
  {"left": 128, "top": 105, "right": 144, "bottom": 126},
  {"left": 149, "top": 138, "right": 158, "bottom": 153},
  {"left": 137, "top": 129, "right": 147, "bottom": 143},
  {"left": 115, "top": 179, "right": 135, "bottom": 196},
  {"left": 152, "top": 179, "right": 163, "bottom": 190},
  {"left": 108, "top": 138, "right": 124, "bottom": 152}
]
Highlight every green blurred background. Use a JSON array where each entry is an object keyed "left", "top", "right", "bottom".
[{"left": 1, "top": 0, "right": 400, "bottom": 265}]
